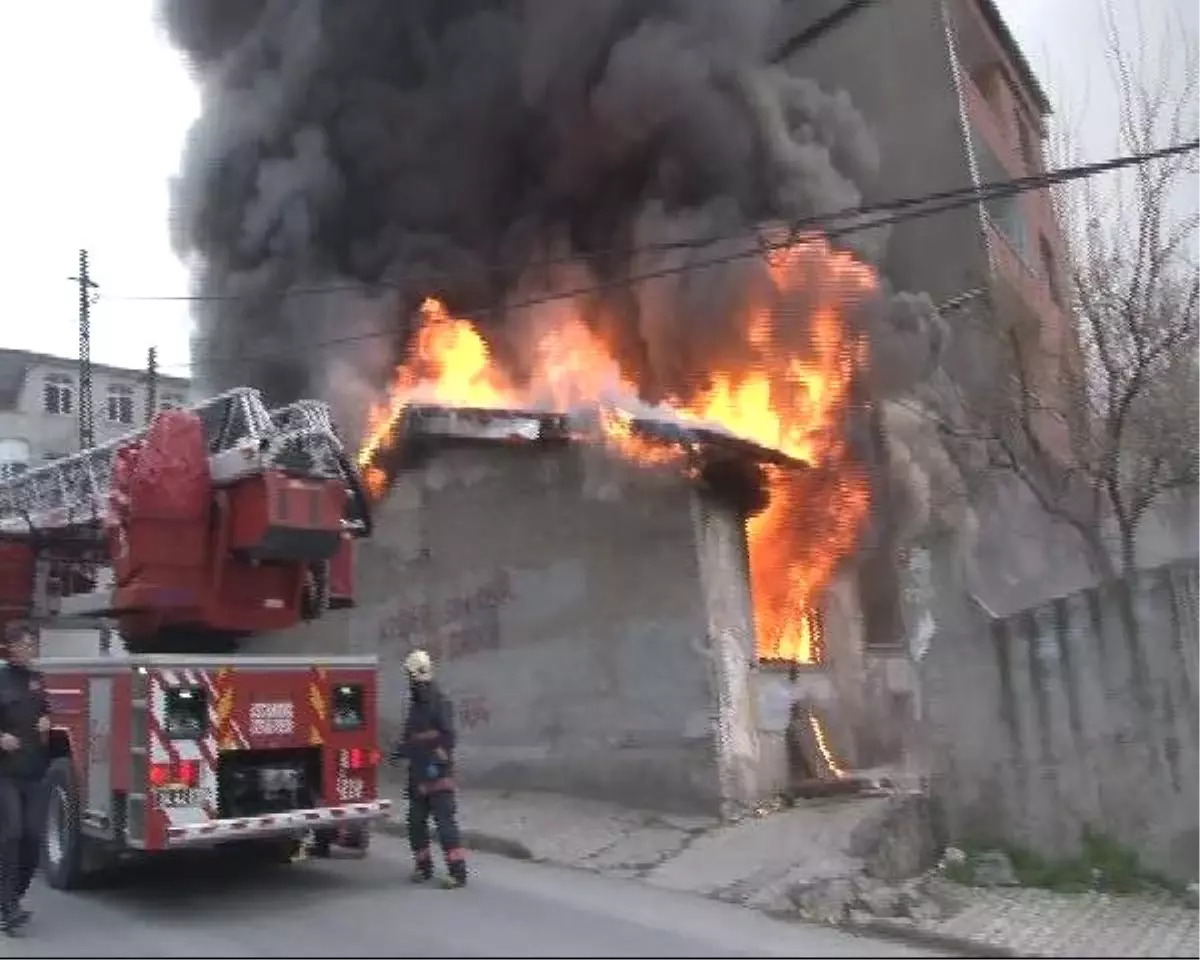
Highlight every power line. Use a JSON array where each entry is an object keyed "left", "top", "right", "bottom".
[
  {"left": 143, "top": 140, "right": 1197, "bottom": 374},
  {"left": 108, "top": 139, "right": 1197, "bottom": 313},
  {"left": 771, "top": 0, "right": 878, "bottom": 64},
  {"left": 154, "top": 139, "right": 1198, "bottom": 372}
]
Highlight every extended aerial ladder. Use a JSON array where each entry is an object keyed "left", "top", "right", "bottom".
[{"left": 0, "top": 387, "right": 372, "bottom": 652}]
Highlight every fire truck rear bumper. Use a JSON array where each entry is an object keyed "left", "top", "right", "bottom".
[{"left": 164, "top": 799, "right": 393, "bottom": 848}]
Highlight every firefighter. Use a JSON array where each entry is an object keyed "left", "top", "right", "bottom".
[
  {"left": 390, "top": 649, "right": 468, "bottom": 888},
  {"left": 0, "top": 623, "right": 50, "bottom": 935}
]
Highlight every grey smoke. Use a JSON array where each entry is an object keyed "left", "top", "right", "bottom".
[{"left": 162, "top": 0, "right": 939, "bottom": 421}]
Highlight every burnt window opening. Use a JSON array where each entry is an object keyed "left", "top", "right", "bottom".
[{"left": 755, "top": 606, "right": 827, "bottom": 668}]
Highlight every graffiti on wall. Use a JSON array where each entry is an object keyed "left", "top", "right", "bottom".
[
  {"left": 377, "top": 569, "right": 513, "bottom": 662},
  {"left": 457, "top": 695, "right": 492, "bottom": 731}
]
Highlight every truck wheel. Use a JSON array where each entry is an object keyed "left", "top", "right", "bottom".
[
  {"left": 301, "top": 561, "right": 331, "bottom": 621},
  {"left": 251, "top": 836, "right": 305, "bottom": 864},
  {"left": 342, "top": 825, "right": 371, "bottom": 853},
  {"left": 309, "top": 830, "right": 333, "bottom": 858},
  {"left": 42, "top": 757, "right": 87, "bottom": 890}
]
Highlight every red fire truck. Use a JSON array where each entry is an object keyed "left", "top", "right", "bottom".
[{"left": 0, "top": 387, "right": 391, "bottom": 889}]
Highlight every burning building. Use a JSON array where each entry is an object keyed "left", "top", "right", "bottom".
[
  {"left": 162, "top": 0, "right": 944, "bottom": 811},
  {"left": 269, "top": 248, "right": 890, "bottom": 812}
]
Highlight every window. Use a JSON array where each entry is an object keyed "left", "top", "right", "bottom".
[
  {"left": 0, "top": 439, "right": 30, "bottom": 483},
  {"left": 106, "top": 384, "right": 135, "bottom": 425},
  {"left": 160, "top": 392, "right": 186, "bottom": 410},
  {"left": 1016, "top": 117, "right": 1036, "bottom": 171},
  {"left": 970, "top": 124, "right": 1032, "bottom": 263},
  {"left": 985, "top": 193, "right": 1031, "bottom": 261},
  {"left": 1041, "top": 236, "right": 1062, "bottom": 305},
  {"left": 0, "top": 462, "right": 28, "bottom": 482},
  {"left": 43, "top": 375, "right": 73, "bottom": 416}
]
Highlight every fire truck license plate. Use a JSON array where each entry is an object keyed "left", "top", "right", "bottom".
[
  {"left": 249, "top": 702, "right": 295, "bottom": 736},
  {"left": 156, "top": 787, "right": 208, "bottom": 808}
]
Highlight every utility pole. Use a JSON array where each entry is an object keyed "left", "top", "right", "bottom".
[
  {"left": 145, "top": 346, "right": 159, "bottom": 424},
  {"left": 68, "top": 249, "right": 100, "bottom": 450}
]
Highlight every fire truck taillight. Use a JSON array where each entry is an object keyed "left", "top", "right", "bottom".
[
  {"left": 331, "top": 684, "right": 366, "bottom": 731},
  {"left": 149, "top": 759, "right": 200, "bottom": 788},
  {"left": 338, "top": 748, "right": 377, "bottom": 772}
]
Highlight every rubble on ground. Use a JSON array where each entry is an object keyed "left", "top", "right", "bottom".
[
  {"left": 788, "top": 871, "right": 966, "bottom": 926},
  {"left": 960, "top": 848, "right": 1021, "bottom": 887}
]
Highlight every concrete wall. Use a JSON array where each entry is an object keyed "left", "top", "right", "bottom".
[
  {"left": 691, "top": 491, "right": 763, "bottom": 813},
  {"left": 35, "top": 433, "right": 928, "bottom": 813},
  {"left": 257, "top": 444, "right": 762, "bottom": 814},
  {"left": 970, "top": 478, "right": 1200, "bottom": 618},
  {"left": 923, "top": 556, "right": 1200, "bottom": 881},
  {"left": 780, "top": 0, "right": 989, "bottom": 306}
]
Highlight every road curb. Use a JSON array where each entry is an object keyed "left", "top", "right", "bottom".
[
  {"left": 376, "top": 816, "right": 535, "bottom": 861},
  {"left": 846, "top": 918, "right": 1021, "bottom": 958}
]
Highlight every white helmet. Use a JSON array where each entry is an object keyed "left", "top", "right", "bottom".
[{"left": 404, "top": 648, "right": 434, "bottom": 682}]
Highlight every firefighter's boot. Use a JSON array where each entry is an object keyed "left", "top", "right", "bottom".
[
  {"left": 1, "top": 908, "right": 28, "bottom": 937},
  {"left": 442, "top": 861, "right": 468, "bottom": 889}
]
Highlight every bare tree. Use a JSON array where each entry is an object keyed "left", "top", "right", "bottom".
[{"left": 936, "top": 0, "right": 1198, "bottom": 580}]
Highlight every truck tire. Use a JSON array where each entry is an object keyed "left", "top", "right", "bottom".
[
  {"left": 239, "top": 835, "right": 304, "bottom": 864},
  {"left": 301, "top": 561, "right": 331, "bottom": 621},
  {"left": 342, "top": 825, "right": 371, "bottom": 853},
  {"left": 309, "top": 830, "right": 334, "bottom": 858},
  {"left": 42, "top": 757, "right": 87, "bottom": 890}
]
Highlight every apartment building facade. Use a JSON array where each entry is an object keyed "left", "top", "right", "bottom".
[
  {"left": 0, "top": 349, "right": 191, "bottom": 480},
  {"left": 779, "top": 0, "right": 1098, "bottom": 615},
  {"left": 780, "top": 0, "right": 1067, "bottom": 341}
]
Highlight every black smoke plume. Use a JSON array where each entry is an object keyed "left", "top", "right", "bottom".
[{"left": 162, "top": 0, "right": 940, "bottom": 419}]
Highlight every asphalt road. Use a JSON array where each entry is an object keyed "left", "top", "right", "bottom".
[{"left": 12, "top": 833, "right": 952, "bottom": 958}]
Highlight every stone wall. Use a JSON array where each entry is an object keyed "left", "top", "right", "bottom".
[
  {"left": 923, "top": 557, "right": 1199, "bottom": 881},
  {"left": 254, "top": 444, "right": 759, "bottom": 814}
]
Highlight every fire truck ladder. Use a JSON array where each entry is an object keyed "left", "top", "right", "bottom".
[{"left": 0, "top": 387, "right": 370, "bottom": 538}]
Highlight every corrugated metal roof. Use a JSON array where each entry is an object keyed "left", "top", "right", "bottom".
[
  {"left": 394, "top": 404, "right": 801, "bottom": 466},
  {"left": 362, "top": 403, "right": 807, "bottom": 476},
  {"left": 362, "top": 403, "right": 804, "bottom": 517}
]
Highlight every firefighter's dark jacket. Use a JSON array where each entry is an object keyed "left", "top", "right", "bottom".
[
  {"left": 0, "top": 664, "right": 49, "bottom": 781},
  {"left": 392, "top": 681, "right": 457, "bottom": 787}
]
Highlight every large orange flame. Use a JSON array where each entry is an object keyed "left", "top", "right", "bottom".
[{"left": 356, "top": 235, "right": 875, "bottom": 664}]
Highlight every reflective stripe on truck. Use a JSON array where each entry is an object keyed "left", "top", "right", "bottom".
[{"left": 164, "top": 799, "right": 392, "bottom": 847}]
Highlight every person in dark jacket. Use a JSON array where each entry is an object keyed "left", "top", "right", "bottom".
[
  {"left": 390, "top": 649, "right": 467, "bottom": 888},
  {"left": 0, "top": 623, "right": 50, "bottom": 935}
]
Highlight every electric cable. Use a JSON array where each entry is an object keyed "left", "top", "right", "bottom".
[
  {"left": 113, "top": 138, "right": 1196, "bottom": 310},
  {"left": 133, "top": 140, "right": 1196, "bottom": 375}
]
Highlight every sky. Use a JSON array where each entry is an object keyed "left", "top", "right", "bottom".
[{"left": 0, "top": 0, "right": 1194, "bottom": 382}]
